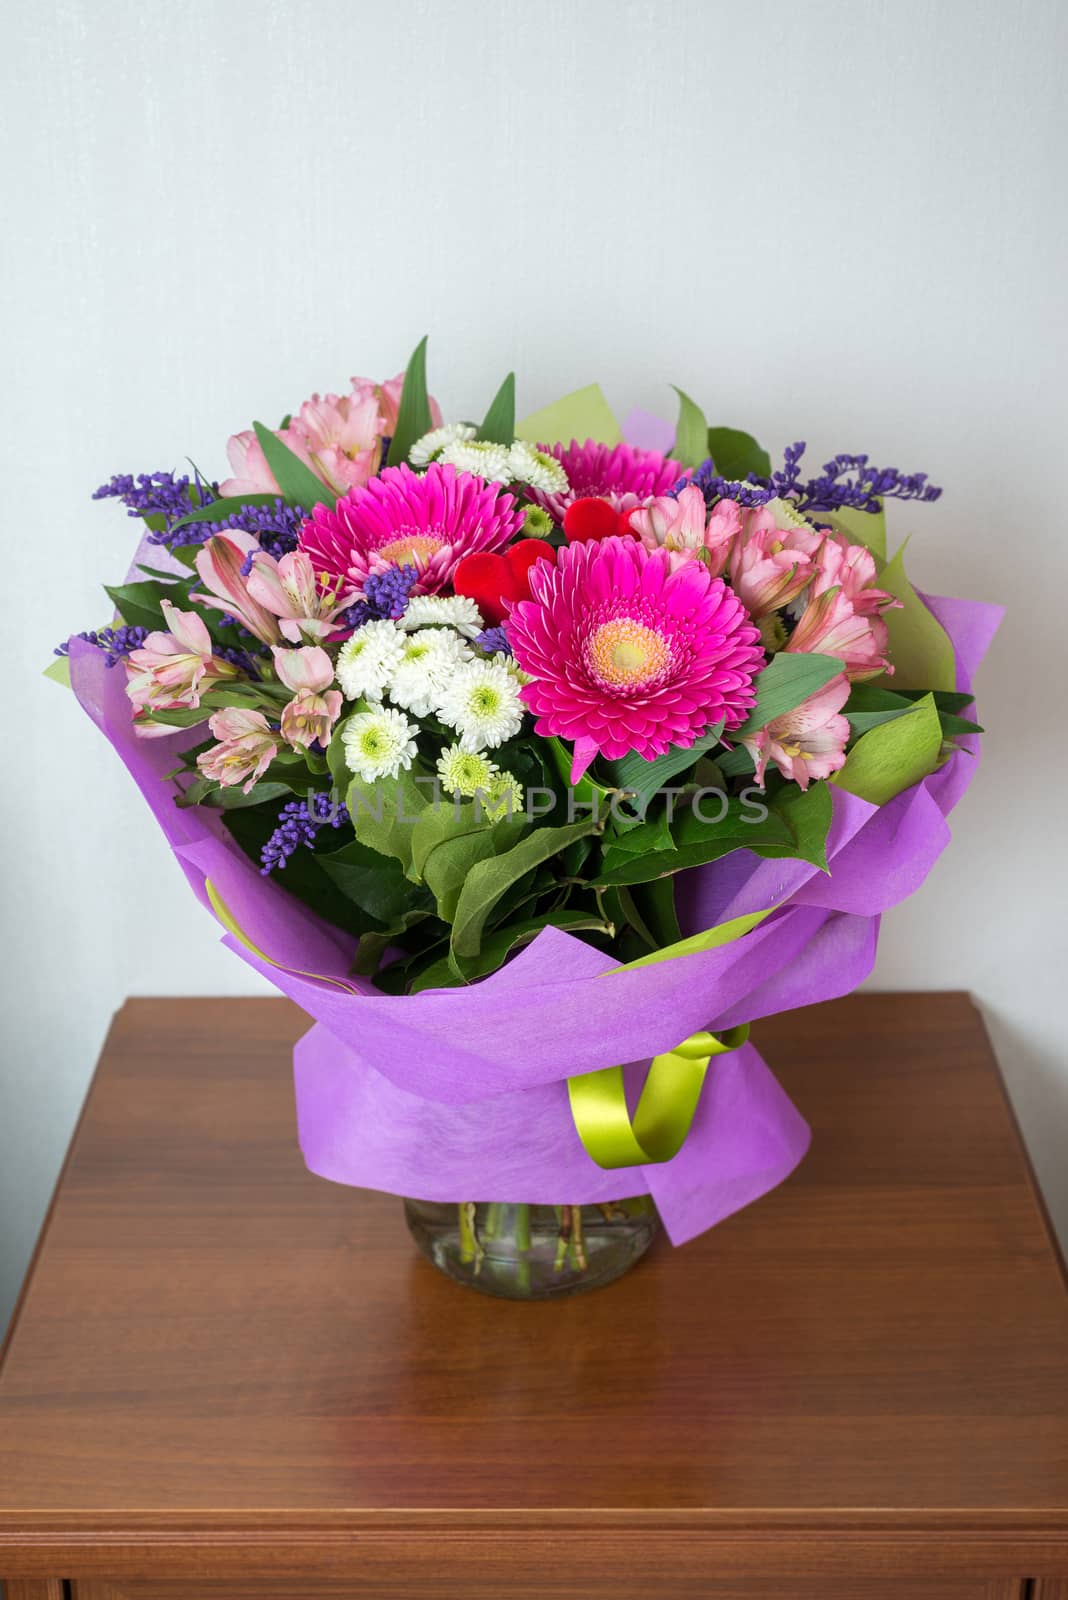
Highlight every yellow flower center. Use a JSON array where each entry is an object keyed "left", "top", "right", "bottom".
[
  {"left": 377, "top": 533, "right": 445, "bottom": 567},
  {"left": 585, "top": 618, "right": 671, "bottom": 691}
]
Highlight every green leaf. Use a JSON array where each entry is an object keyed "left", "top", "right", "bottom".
[
  {"left": 385, "top": 336, "right": 433, "bottom": 466},
  {"left": 761, "top": 780, "right": 833, "bottom": 870},
  {"left": 628, "top": 877, "right": 681, "bottom": 947},
  {"left": 594, "top": 797, "right": 793, "bottom": 887},
  {"left": 478, "top": 371, "right": 516, "bottom": 444},
  {"left": 317, "top": 838, "right": 416, "bottom": 926},
  {"left": 437, "top": 908, "right": 609, "bottom": 988},
  {"left": 352, "top": 912, "right": 434, "bottom": 979},
  {"left": 410, "top": 799, "right": 526, "bottom": 923},
  {"left": 847, "top": 707, "right": 914, "bottom": 737},
  {"left": 734, "top": 653, "right": 844, "bottom": 736},
  {"left": 545, "top": 735, "right": 618, "bottom": 812},
  {"left": 515, "top": 383, "right": 622, "bottom": 447},
  {"left": 614, "top": 904, "right": 775, "bottom": 972},
  {"left": 670, "top": 385, "right": 709, "bottom": 469},
  {"left": 345, "top": 766, "right": 431, "bottom": 879},
  {"left": 221, "top": 804, "right": 377, "bottom": 937},
  {"left": 601, "top": 807, "right": 675, "bottom": 870},
  {"left": 451, "top": 818, "right": 600, "bottom": 959},
  {"left": 202, "top": 780, "right": 293, "bottom": 810},
  {"left": 131, "top": 705, "right": 213, "bottom": 728},
  {"left": 875, "top": 543, "right": 956, "bottom": 692},
  {"left": 104, "top": 579, "right": 171, "bottom": 632},
  {"left": 833, "top": 691, "right": 943, "bottom": 804},
  {"left": 611, "top": 722, "right": 725, "bottom": 814},
  {"left": 44, "top": 655, "right": 72, "bottom": 688},
  {"left": 252, "top": 421, "right": 335, "bottom": 510},
  {"left": 705, "top": 426, "right": 772, "bottom": 482},
  {"left": 165, "top": 493, "right": 282, "bottom": 538}
]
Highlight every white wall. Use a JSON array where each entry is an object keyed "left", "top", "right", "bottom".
[{"left": 3, "top": 0, "right": 1067, "bottom": 1331}]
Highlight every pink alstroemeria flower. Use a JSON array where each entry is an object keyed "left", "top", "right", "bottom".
[
  {"left": 740, "top": 672, "right": 851, "bottom": 789},
  {"left": 194, "top": 533, "right": 282, "bottom": 646},
  {"left": 811, "top": 532, "right": 897, "bottom": 616},
  {"left": 125, "top": 600, "right": 238, "bottom": 720},
  {"left": 196, "top": 707, "right": 279, "bottom": 793},
  {"left": 289, "top": 387, "right": 387, "bottom": 496},
  {"left": 246, "top": 550, "right": 355, "bottom": 644},
  {"left": 626, "top": 488, "right": 741, "bottom": 577},
  {"left": 220, "top": 375, "right": 442, "bottom": 497},
  {"left": 729, "top": 503, "right": 824, "bottom": 619},
  {"left": 273, "top": 645, "right": 343, "bottom": 751},
  {"left": 787, "top": 586, "right": 891, "bottom": 681},
  {"left": 218, "top": 427, "right": 311, "bottom": 498}
]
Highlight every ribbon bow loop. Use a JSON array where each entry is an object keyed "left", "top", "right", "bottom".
[{"left": 567, "top": 1024, "right": 750, "bottom": 1170}]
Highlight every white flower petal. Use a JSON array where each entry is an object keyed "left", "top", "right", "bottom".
[
  {"left": 409, "top": 421, "right": 477, "bottom": 468},
  {"left": 401, "top": 594, "right": 485, "bottom": 639},
  {"left": 341, "top": 706, "right": 419, "bottom": 782}
]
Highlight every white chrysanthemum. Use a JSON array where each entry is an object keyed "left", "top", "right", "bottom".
[
  {"left": 387, "top": 628, "right": 472, "bottom": 718},
  {"left": 341, "top": 707, "right": 419, "bottom": 782},
  {"left": 409, "top": 421, "right": 477, "bottom": 468},
  {"left": 478, "top": 771, "right": 525, "bottom": 821},
  {"left": 401, "top": 594, "right": 485, "bottom": 639},
  {"left": 436, "top": 744, "right": 499, "bottom": 799},
  {"left": 507, "top": 440, "right": 569, "bottom": 495},
  {"left": 437, "top": 658, "right": 525, "bottom": 751},
  {"left": 438, "top": 438, "right": 513, "bottom": 484},
  {"left": 336, "top": 619, "right": 405, "bottom": 703}
]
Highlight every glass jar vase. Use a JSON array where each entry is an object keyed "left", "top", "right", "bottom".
[{"left": 403, "top": 1196, "right": 658, "bottom": 1299}]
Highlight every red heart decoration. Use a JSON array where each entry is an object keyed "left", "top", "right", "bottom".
[
  {"left": 454, "top": 540, "right": 556, "bottom": 626},
  {"left": 562, "top": 496, "right": 623, "bottom": 544}
]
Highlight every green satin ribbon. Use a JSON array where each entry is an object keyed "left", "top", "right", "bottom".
[{"left": 567, "top": 1023, "right": 750, "bottom": 1169}]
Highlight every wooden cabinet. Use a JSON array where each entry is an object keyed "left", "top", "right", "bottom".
[{"left": 1, "top": 993, "right": 1066, "bottom": 1598}]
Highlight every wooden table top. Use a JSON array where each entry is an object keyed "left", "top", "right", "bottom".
[{"left": 1, "top": 992, "right": 1066, "bottom": 1584}]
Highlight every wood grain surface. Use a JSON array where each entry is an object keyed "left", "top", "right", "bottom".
[{"left": 0, "top": 992, "right": 1065, "bottom": 1591}]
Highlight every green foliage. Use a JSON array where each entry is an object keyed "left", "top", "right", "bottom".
[
  {"left": 252, "top": 421, "right": 336, "bottom": 509},
  {"left": 345, "top": 766, "right": 431, "bottom": 881},
  {"left": 875, "top": 544, "right": 956, "bottom": 692},
  {"left": 610, "top": 722, "right": 725, "bottom": 814},
  {"left": 479, "top": 371, "right": 516, "bottom": 444},
  {"left": 670, "top": 385, "right": 709, "bottom": 469},
  {"left": 318, "top": 838, "right": 419, "bottom": 926},
  {"left": 833, "top": 692, "right": 943, "bottom": 804},
  {"left": 166, "top": 493, "right": 281, "bottom": 539},
  {"left": 735, "top": 653, "right": 844, "bottom": 735},
  {"left": 411, "top": 799, "right": 527, "bottom": 923},
  {"left": 419, "top": 908, "right": 608, "bottom": 990},
  {"left": 450, "top": 818, "right": 601, "bottom": 961},
  {"left": 705, "top": 426, "right": 772, "bottom": 482},
  {"left": 386, "top": 336, "right": 433, "bottom": 466},
  {"left": 104, "top": 579, "right": 171, "bottom": 632},
  {"left": 594, "top": 794, "right": 797, "bottom": 887}
]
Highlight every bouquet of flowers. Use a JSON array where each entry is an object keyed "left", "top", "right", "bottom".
[{"left": 55, "top": 341, "right": 1000, "bottom": 1297}]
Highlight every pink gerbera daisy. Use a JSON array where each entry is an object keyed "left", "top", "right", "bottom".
[
  {"left": 507, "top": 536, "right": 764, "bottom": 783},
  {"left": 298, "top": 462, "right": 525, "bottom": 598},
  {"left": 528, "top": 438, "right": 688, "bottom": 524}
]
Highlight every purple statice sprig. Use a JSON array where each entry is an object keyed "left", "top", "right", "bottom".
[
  {"left": 180, "top": 497, "right": 307, "bottom": 558},
  {"left": 94, "top": 471, "right": 218, "bottom": 538},
  {"left": 474, "top": 625, "right": 512, "bottom": 658},
  {"left": 682, "top": 441, "right": 942, "bottom": 515},
  {"left": 260, "top": 790, "right": 350, "bottom": 876},
  {"left": 339, "top": 563, "right": 419, "bottom": 629},
  {"left": 54, "top": 624, "right": 148, "bottom": 668}
]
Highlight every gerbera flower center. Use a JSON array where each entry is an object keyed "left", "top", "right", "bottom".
[
  {"left": 377, "top": 532, "right": 446, "bottom": 567},
  {"left": 585, "top": 617, "right": 672, "bottom": 691}
]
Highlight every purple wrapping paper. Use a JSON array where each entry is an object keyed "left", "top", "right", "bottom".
[{"left": 69, "top": 587, "right": 1002, "bottom": 1246}]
